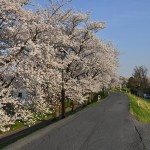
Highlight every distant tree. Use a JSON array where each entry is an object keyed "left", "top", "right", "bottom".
[
  {"left": 119, "top": 76, "right": 128, "bottom": 88},
  {"left": 133, "top": 66, "right": 148, "bottom": 91},
  {"left": 127, "top": 66, "right": 149, "bottom": 93}
]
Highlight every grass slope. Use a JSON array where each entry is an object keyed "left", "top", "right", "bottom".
[{"left": 128, "top": 94, "right": 150, "bottom": 123}]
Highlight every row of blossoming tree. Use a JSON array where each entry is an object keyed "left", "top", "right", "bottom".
[{"left": 0, "top": 0, "right": 119, "bottom": 132}]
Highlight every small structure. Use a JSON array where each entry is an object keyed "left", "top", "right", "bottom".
[
  {"left": 12, "top": 88, "right": 27, "bottom": 100},
  {"left": 98, "top": 95, "right": 101, "bottom": 101}
]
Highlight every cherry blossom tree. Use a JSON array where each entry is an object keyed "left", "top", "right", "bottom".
[{"left": 0, "top": 0, "right": 119, "bottom": 132}]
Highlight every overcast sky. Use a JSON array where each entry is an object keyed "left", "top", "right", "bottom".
[{"left": 32, "top": 0, "right": 150, "bottom": 77}]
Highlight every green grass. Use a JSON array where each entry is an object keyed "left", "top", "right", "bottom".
[
  {"left": 128, "top": 93, "right": 150, "bottom": 123},
  {"left": 121, "top": 88, "right": 130, "bottom": 93},
  {"left": 112, "top": 87, "right": 130, "bottom": 93},
  {"left": 0, "top": 121, "right": 25, "bottom": 138},
  {"left": 11, "top": 121, "right": 25, "bottom": 131}
]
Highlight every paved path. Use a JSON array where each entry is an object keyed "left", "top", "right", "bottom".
[{"left": 4, "top": 91, "right": 145, "bottom": 150}]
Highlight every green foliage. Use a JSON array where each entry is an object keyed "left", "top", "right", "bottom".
[
  {"left": 112, "top": 87, "right": 120, "bottom": 91},
  {"left": 128, "top": 94, "right": 150, "bottom": 123},
  {"left": 121, "top": 88, "right": 130, "bottom": 93},
  {"left": 112, "top": 87, "right": 130, "bottom": 93},
  {"left": 127, "top": 66, "right": 149, "bottom": 93}
]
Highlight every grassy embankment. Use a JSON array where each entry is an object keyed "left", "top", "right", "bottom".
[
  {"left": 113, "top": 87, "right": 150, "bottom": 123},
  {"left": 128, "top": 93, "right": 150, "bottom": 123}
]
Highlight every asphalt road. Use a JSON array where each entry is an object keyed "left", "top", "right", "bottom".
[{"left": 4, "top": 91, "right": 145, "bottom": 150}]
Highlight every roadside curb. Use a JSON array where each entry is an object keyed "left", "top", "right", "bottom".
[{"left": 0, "top": 117, "right": 54, "bottom": 148}]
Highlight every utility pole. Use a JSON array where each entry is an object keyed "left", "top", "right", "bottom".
[
  {"left": 60, "top": 49, "right": 68, "bottom": 119},
  {"left": 61, "top": 68, "right": 65, "bottom": 118},
  {"left": 102, "top": 84, "right": 105, "bottom": 98}
]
